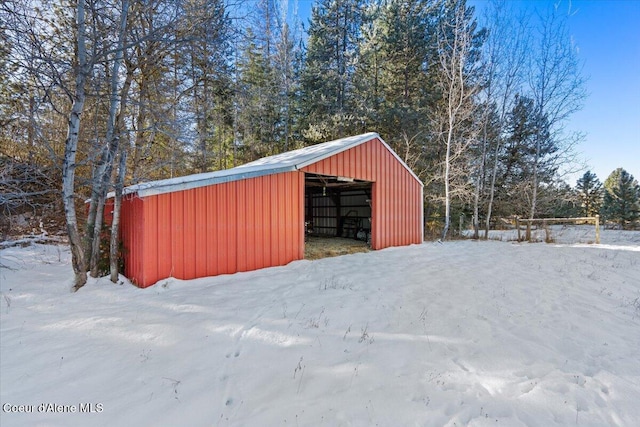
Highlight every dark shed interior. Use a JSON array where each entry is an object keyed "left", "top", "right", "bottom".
[{"left": 304, "top": 173, "right": 373, "bottom": 244}]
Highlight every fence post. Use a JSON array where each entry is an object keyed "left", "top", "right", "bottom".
[
  {"left": 595, "top": 214, "right": 600, "bottom": 244},
  {"left": 516, "top": 216, "right": 520, "bottom": 241},
  {"left": 526, "top": 220, "right": 531, "bottom": 242},
  {"left": 543, "top": 219, "right": 550, "bottom": 243}
]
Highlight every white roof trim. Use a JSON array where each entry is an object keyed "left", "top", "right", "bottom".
[{"left": 118, "top": 132, "right": 422, "bottom": 198}]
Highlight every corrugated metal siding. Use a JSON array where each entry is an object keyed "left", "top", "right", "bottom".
[
  {"left": 122, "top": 171, "right": 304, "bottom": 287},
  {"left": 301, "top": 137, "right": 422, "bottom": 250},
  {"left": 120, "top": 194, "right": 145, "bottom": 285}
]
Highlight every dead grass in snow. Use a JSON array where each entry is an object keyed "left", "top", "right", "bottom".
[{"left": 304, "top": 236, "right": 369, "bottom": 260}]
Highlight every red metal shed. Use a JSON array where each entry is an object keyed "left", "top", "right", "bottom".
[{"left": 117, "top": 132, "right": 423, "bottom": 287}]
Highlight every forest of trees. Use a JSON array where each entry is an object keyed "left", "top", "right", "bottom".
[{"left": 1, "top": 0, "right": 638, "bottom": 289}]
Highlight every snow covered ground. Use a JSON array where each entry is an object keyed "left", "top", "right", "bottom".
[{"left": 1, "top": 230, "right": 639, "bottom": 427}]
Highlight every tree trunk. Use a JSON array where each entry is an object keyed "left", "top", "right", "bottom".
[
  {"left": 110, "top": 146, "right": 127, "bottom": 283},
  {"left": 88, "top": 0, "right": 130, "bottom": 277},
  {"left": 64, "top": 0, "right": 90, "bottom": 291},
  {"left": 484, "top": 140, "right": 500, "bottom": 238},
  {"left": 529, "top": 133, "right": 540, "bottom": 219},
  {"left": 472, "top": 126, "right": 488, "bottom": 239},
  {"left": 442, "top": 116, "right": 453, "bottom": 241}
]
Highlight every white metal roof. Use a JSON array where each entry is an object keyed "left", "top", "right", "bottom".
[{"left": 120, "top": 132, "right": 422, "bottom": 198}]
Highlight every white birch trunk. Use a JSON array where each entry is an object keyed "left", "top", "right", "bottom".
[
  {"left": 64, "top": 0, "right": 90, "bottom": 291},
  {"left": 110, "top": 146, "right": 127, "bottom": 283},
  {"left": 88, "top": 0, "right": 130, "bottom": 276}
]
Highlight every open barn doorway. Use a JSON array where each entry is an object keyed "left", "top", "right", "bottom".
[{"left": 304, "top": 173, "right": 373, "bottom": 260}]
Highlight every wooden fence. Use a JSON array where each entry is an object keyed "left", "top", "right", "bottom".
[{"left": 515, "top": 215, "right": 600, "bottom": 244}]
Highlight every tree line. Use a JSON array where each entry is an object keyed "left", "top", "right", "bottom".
[
  {"left": 576, "top": 169, "right": 640, "bottom": 228},
  {"left": 1, "top": 0, "right": 637, "bottom": 289}
]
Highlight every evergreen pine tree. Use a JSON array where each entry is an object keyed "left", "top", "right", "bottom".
[
  {"left": 300, "top": 0, "right": 365, "bottom": 143},
  {"left": 182, "top": 0, "right": 234, "bottom": 172},
  {"left": 235, "top": 0, "right": 302, "bottom": 158},
  {"left": 499, "top": 95, "right": 557, "bottom": 218},
  {"left": 575, "top": 170, "right": 603, "bottom": 217},
  {"left": 357, "top": 0, "right": 434, "bottom": 140},
  {"left": 602, "top": 168, "right": 640, "bottom": 229},
  {"left": 237, "top": 29, "right": 279, "bottom": 159}
]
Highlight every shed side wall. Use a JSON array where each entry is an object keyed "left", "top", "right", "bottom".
[
  {"left": 123, "top": 171, "right": 304, "bottom": 287},
  {"left": 301, "top": 138, "right": 422, "bottom": 249}
]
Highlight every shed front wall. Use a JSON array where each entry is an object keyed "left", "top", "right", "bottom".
[
  {"left": 301, "top": 137, "right": 423, "bottom": 250},
  {"left": 123, "top": 171, "right": 304, "bottom": 287}
]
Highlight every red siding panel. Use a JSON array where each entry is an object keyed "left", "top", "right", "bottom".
[
  {"left": 122, "top": 171, "right": 304, "bottom": 287},
  {"left": 208, "top": 185, "right": 218, "bottom": 275},
  {"left": 194, "top": 187, "right": 207, "bottom": 278},
  {"left": 122, "top": 195, "right": 148, "bottom": 287},
  {"left": 225, "top": 183, "right": 238, "bottom": 273},
  {"left": 261, "top": 177, "right": 272, "bottom": 268},
  {"left": 236, "top": 179, "right": 247, "bottom": 272},
  {"left": 156, "top": 194, "right": 171, "bottom": 282},
  {"left": 184, "top": 189, "right": 196, "bottom": 279},
  {"left": 171, "top": 191, "right": 184, "bottom": 279},
  {"left": 144, "top": 197, "right": 158, "bottom": 283}
]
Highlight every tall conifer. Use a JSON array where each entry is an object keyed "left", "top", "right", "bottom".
[
  {"left": 602, "top": 168, "right": 640, "bottom": 228},
  {"left": 301, "top": 0, "right": 365, "bottom": 143},
  {"left": 576, "top": 171, "right": 603, "bottom": 217}
]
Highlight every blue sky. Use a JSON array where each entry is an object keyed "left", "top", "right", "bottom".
[
  {"left": 470, "top": 0, "right": 640, "bottom": 184},
  {"left": 563, "top": 0, "right": 640, "bottom": 183},
  {"left": 290, "top": 0, "right": 640, "bottom": 184}
]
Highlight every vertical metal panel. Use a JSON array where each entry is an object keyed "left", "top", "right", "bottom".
[
  {"left": 120, "top": 194, "right": 141, "bottom": 286},
  {"left": 156, "top": 194, "right": 172, "bottom": 282},
  {"left": 236, "top": 179, "right": 247, "bottom": 272},
  {"left": 259, "top": 177, "right": 269, "bottom": 269},
  {"left": 121, "top": 170, "right": 304, "bottom": 287},
  {"left": 144, "top": 196, "right": 158, "bottom": 284},
  {"left": 217, "top": 186, "right": 226, "bottom": 274},
  {"left": 268, "top": 174, "right": 278, "bottom": 266},
  {"left": 285, "top": 173, "right": 294, "bottom": 260},
  {"left": 402, "top": 175, "right": 408, "bottom": 243},
  {"left": 301, "top": 137, "right": 422, "bottom": 250},
  {"left": 254, "top": 179, "right": 263, "bottom": 268},
  {"left": 212, "top": 184, "right": 222, "bottom": 275},
  {"left": 194, "top": 187, "right": 207, "bottom": 278},
  {"left": 298, "top": 172, "right": 305, "bottom": 259},
  {"left": 276, "top": 173, "right": 286, "bottom": 264},
  {"left": 183, "top": 189, "right": 196, "bottom": 279},
  {"left": 204, "top": 185, "right": 215, "bottom": 276},
  {"left": 170, "top": 191, "right": 184, "bottom": 279},
  {"left": 225, "top": 182, "right": 238, "bottom": 273},
  {"left": 245, "top": 179, "right": 256, "bottom": 271}
]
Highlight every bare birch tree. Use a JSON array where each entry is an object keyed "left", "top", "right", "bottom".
[
  {"left": 434, "top": 0, "right": 482, "bottom": 240},
  {"left": 475, "top": 0, "right": 529, "bottom": 237},
  {"left": 526, "top": 3, "right": 586, "bottom": 218},
  {"left": 63, "top": 0, "right": 92, "bottom": 290},
  {"left": 86, "top": 0, "right": 131, "bottom": 278}
]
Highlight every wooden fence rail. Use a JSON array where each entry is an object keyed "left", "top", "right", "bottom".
[{"left": 515, "top": 215, "right": 600, "bottom": 244}]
